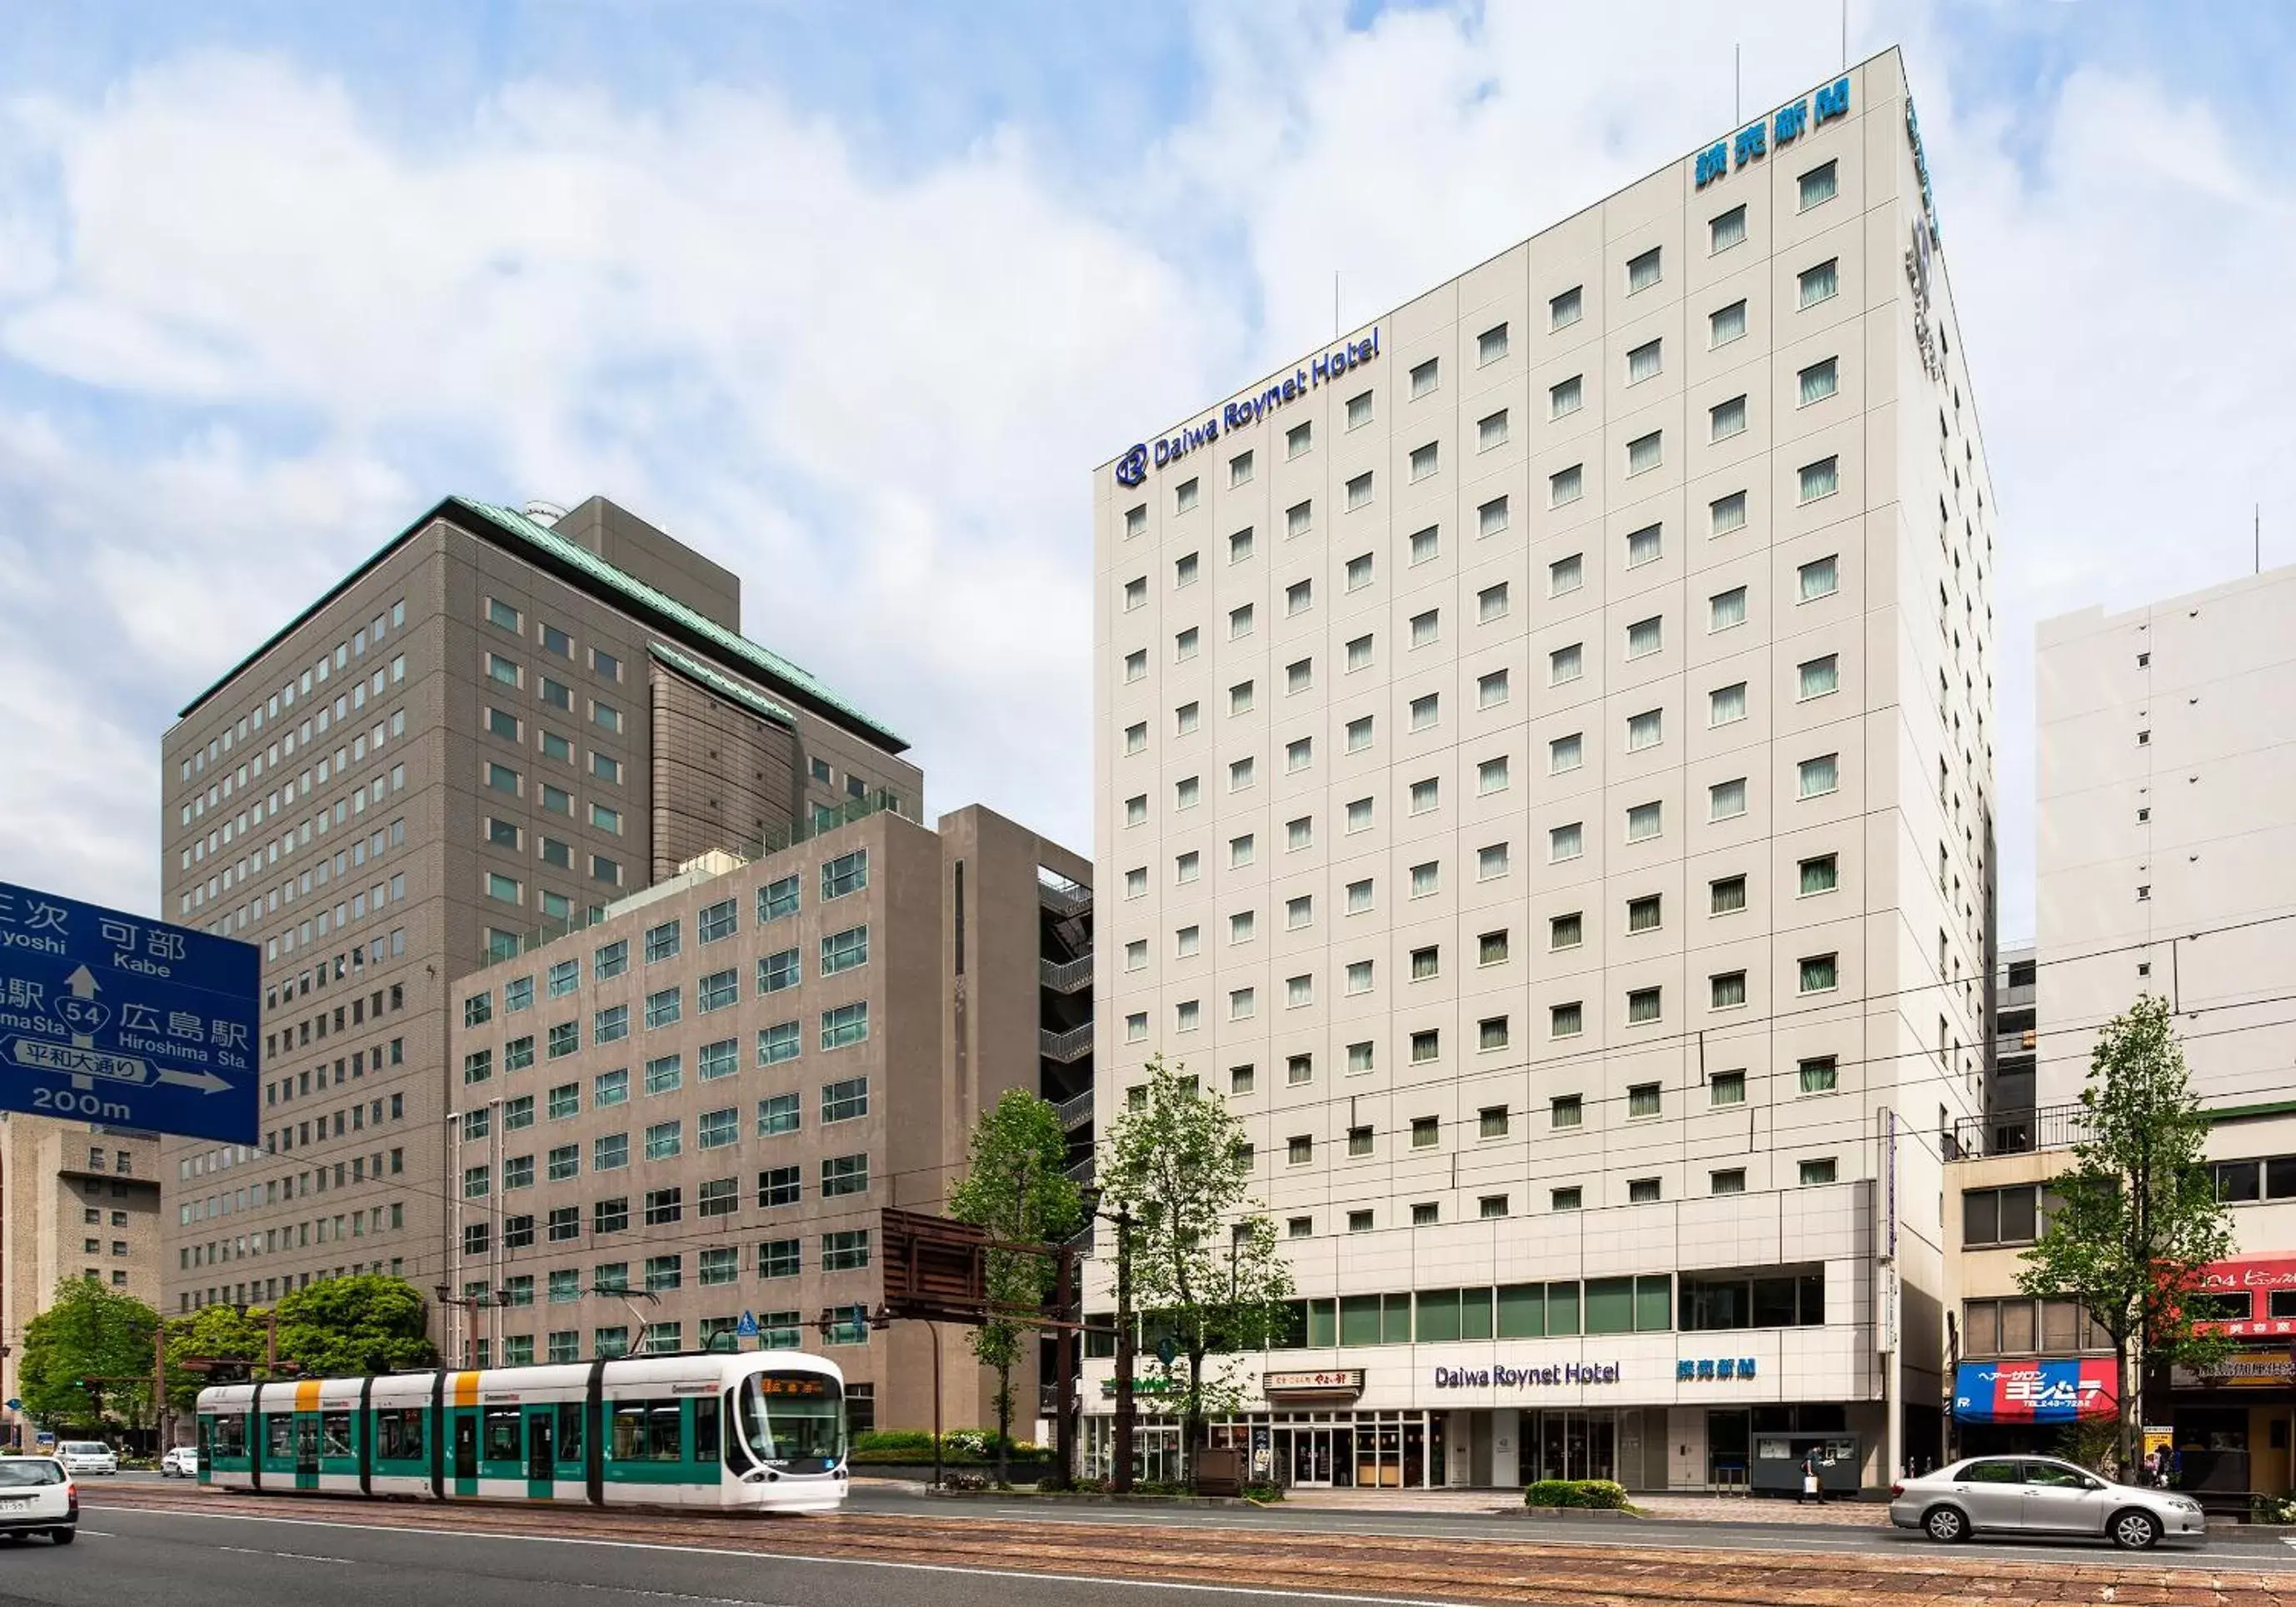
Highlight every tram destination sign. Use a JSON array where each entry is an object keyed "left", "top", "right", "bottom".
[{"left": 0, "top": 880, "right": 258, "bottom": 1144}]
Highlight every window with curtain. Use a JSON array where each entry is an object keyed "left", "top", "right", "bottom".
[
  {"left": 1798, "top": 655, "right": 1840, "bottom": 700},
  {"left": 1710, "top": 586, "right": 1747, "bottom": 631},
  {"left": 1625, "top": 524, "right": 1663, "bottom": 567},
  {"left": 1797, "top": 456, "right": 1839, "bottom": 502},
  {"left": 1709, "top": 205, "right": 1746, "bottom": 252},
  {"left": 1710, "top": 299, "right": 1747, "bottom": 346},
  {"left": 1710, "top": 682, "right": 1747, "bottom": 726},
  {"left": 1709, "top": 779, "right": 1747, "bottom": 821},
  {"left": 1798, "top": 257, "right": 1839, "bottom": 308},
  {"left": 1799, "top": 753, "right": 1840, "bottom": 798},
  {"left": 1710, "top": 395, "right": 1748, "bottom": 441},
  {"left": 1799, "top": 357, "right": 1839, "bottom": 407},
  {"left": 1799, "top": 554, "right": 1840, "bottom": 601},
  {"left": 1550, "top": 733, "right": 1582, "bottom": 773},
  {"left": 1627, "top": 339, "right": 1663, "bottom": 384},
  {"left": 1550, "top": 374, "right": 1582, "bottom": 418},
  {"left": 1626, "top": 431, "right": 1663, "bottom": 477},
  {"left": 1711, "top": 971, "right": 1747, "bottom": 1009},
  {"left": 1626, "top": 709, "right": 1663, "bottom": 751}
]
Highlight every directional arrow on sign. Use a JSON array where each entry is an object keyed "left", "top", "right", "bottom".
[
  {"left": 63, "top": 966, "right": 102, "bottom": 1051},
  {"left": 156, "top": 1066, "right": 232, "bottom": 1095}
]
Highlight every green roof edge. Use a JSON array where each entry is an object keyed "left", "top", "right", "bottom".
[
  {"left": 646, "top": 641, "right": 796, "bottom": 728},
  {"left": 175, "top": 495, "right": 906, "bottom": 752}
]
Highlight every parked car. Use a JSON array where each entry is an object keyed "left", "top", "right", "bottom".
[
  {"left": 53, "top": 1444, "right": 116, "bottom": 1478},
  {"left": 0, "top": 1456, "right": 76, "bottom": 1545},
  {"left": 161, "top": 1446, "right": 199, "bottom": 1479},
  {"left": 1889, "top": 1455, "right": 2205, "bottom": 1550}
]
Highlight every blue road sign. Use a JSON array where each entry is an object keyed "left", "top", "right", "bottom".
[
  {"left": 736, "top": 1310, "right": 760, "bottom": 1338},
  {"left": 0, "top": 881, "right": 257, "bottom": 1144},
  {"left": 3, "top": 1399, "right": 17, "bottom": 1411}
]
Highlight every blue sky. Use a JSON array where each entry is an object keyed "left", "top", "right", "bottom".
[{"left": 5, "top": 0, "right": 2296, "bottom": 946}]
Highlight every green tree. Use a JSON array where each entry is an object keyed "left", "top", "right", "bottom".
[
  {"left": 162, "top": 1303, "right": 271, "bottom": 1413},
  {"left": 20, "top": 1278, "right": 159, "bottom": 1430},
  {"left": 272, "top": 1275, "right": 437, "bottom": 1377},
  {"left": 2016, "top": 995, "right": 2233, "bottom": 1475},
  {"left": 948, "top": 1088, "right": 1083, "bottom": 1488},
  {"left": 1097, "top": 1056, "right": 1293, "bottom": 1490}
]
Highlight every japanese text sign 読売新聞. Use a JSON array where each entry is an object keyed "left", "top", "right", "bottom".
[{"left": 0, "top": 881, "right": 258, "bottom": 1144}]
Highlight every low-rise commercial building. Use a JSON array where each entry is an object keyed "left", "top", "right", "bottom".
[{"left": 443, "top": 804, "right": 1091, "bottom": 1435}]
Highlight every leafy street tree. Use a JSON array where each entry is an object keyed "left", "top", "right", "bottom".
[
  {"left": 1097, "top": 1056, "right": 1294, "bottom": 1489},
  {"left": 271, "top": 1275, "right": 437, "bottom": 1377},
  {"left": 2017, "top": 994, "right": 2233, "bottom": 1475},
  {"left": 20, "top": 1277, "right": 159, "bottom": 1430},
  {"left": 948, "top": 1088, "right": 1084, "bottom": 1488},
  {"left": 162, "top": 1302, "right": 272, "bottom": 1413}
]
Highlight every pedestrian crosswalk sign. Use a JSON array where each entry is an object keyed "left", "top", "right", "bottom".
[{"left": 736, "top": 1310, "right": 759, "bottom": 1338}]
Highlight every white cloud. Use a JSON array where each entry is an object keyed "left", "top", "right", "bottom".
[{"left": 4, "top": 7, "right": 2296, "bottom": 945}]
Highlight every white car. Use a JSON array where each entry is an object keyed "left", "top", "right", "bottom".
[
  {"left": 161, "top": 1446, "right": 199, "bottom": 1479},
  {"left": 0, "top": 1458, "right": 76, "bottom": 1545},
  {"left": 53, "top": 1444, "right": 116, "bottom": 1477},
  {"left": 1889, "top": 1455, "right": 2206, "bottom": 1549}
]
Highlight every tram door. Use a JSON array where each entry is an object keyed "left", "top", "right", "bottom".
[
  {"left": 294, "top": 1416, "right": 321, "bottom": 1489},
  {"left": 526, "top": 1410, "right": 555, "bottom": 1499},
  {"left": 452, "top": 1412, "right": 479, "bottom": 1492}
]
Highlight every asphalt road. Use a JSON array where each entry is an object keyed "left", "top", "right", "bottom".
[
  {"left": 29, "top": 1480, "right": 2295, "bottom": 1607},
  {"left": 847, "top": 1478, "right": 2296, "bottom": 1569},
  {"left": 7, "top": 1504, "right": 1434, "bottom": 1607}
]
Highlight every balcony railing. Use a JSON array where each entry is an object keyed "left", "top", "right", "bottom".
[
  {"left": 1041, "top": 1022, "right": 1094, "bottom": 1064},
  {"left": 1037, "top": 870, "right": 1092, "bottom": 919},
  {"left": 1052, "top": 1088, "right": 1096, "bottom": 1131},
  {"left": 1950, "top": 1102, "right": 2091, "bottom": 1159},
  {"left": 1039, "top": 953, "right": 1095, "bottom": 994}
]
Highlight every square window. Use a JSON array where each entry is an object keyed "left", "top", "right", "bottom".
[
  {"left": 1799, "top": 753, "right": 1841, "bottom": 798},
  {"left": 1345, "top": 471, "right": 1375, "bottom": 509},
  {"left": 1549, "top": 374, "right": 1582, "bottom": 419},
  {"left": 1409, "top": 358, "right": 1440, "bottom": 398},
  {"left": 1710, "top": 778, "right": 1748, "bottom": 821},
  {"left": 1710, "top": 586, "right": 1748, "bottom": 631},
  {"left": 1550, "top": 463, "right": 1584, "bottom": 507},
  {"left": 1710, "top": 298, "right": 1748, "bottom": 347},
  {"left": 1626, "top": 986, "right": 1663, "bottom": 1024},
  {"left": 1799, "top": 555, "right": 1840, "bottom": 601},
  {"left": 1710, "top": 203, "right": 1747, "bottom": 252},
  {"left": 1710, "top": 681, "right": 1748, "bottom": 726},
  {"left": 1710, "top": 1071, "right": 1746, "bottom": 1106},
  {"left": 1798, "top": 655, "right": 1840, "bottom": 701},
  {"left": 1711, "top": 971, "right": 1748, "bottom": 1010},
  {"left": 1476, "top": 410, "right": 1508, "bottom": 452},
  {"left": 1626, "top": 430, "right": 1663, "bottom": 476},
  {"left": 1626, "top": 247, "right": 1661, "bottom": 292},
  {"left": 1549, "top": 284, "right": 1583, "bottom": 328},
  {"left": 1627, "top": 338, "right": 1663, "bottom": 385},
  {"left": 1799, "top": 854, "right": 1839, "bottom": 896},
  {"left": 1550, "top": 1003, "right": 1583, "bottom": 1040},
  {"left": 1346, "top": 392, "right": 1374, "bottom": 429},
  {"left": 1798, "top": 257, "right": 1839, "bottom": 309},
  {"left": 1799, "top": 1158, "right": 1838, "bottom": 1186},
  {"left": 1477, "top": 322, "right": 1509, "bottom": 364},
  {"left": 1799, "top": 356, "right": 1839, "bottom": 407},
  {"left": 1710, "top": 394, "right": 1748, "bottom": 442},
  {"left": 1797, "top": 158, "right": 1839, "bottom": 211},
  {"left": 1798, "top": 953, "right": 1839, "bottom": 993},
  {"left": 1710, "top": 875, "right": 1748, "bottom": 915},
  {"left": 1625, "top": 801, "right": 1663, "bottom": 841}
]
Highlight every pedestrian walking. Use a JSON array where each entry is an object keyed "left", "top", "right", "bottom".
[{"left": 1800, "top": 1452, "right": 1824, "bottom": 1505}]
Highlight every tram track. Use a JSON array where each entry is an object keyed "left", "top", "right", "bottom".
[{"left": 83, "top": 1483, "right": 2296, "bottom": 1607}]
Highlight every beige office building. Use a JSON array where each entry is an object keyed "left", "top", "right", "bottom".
[
  {"left": 442, "top": 806, "right": 1092, "bottom": 1435},
  {"left": 1086, "top": 47, "right": 1996, "bottom": 1490},
  {"left": 159, "top": 497, "right": 920, "bottom": 1316},
  {"left": 1945, "top": 561, "right": 2296, "bottom": 1494},
  {"left": 0, "top": 1116, "right": 162, "bottom": 1446}
]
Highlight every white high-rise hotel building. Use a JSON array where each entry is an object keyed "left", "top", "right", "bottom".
[{"left": 1086, "top": 48, "right": 1996, "bottom": 1493}]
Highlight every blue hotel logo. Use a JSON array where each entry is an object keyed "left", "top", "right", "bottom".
[
  {"left": 1696, "top": 75, "right": 1850, "bottom": 190},
  {"left": 1678, "top": 1357, "right": 1758, "bottom": 1381},
  {"left": 1113, "top": 328, "right": 1381, "bottom": 487}
]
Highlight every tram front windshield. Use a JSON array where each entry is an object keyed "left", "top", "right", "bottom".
[{"left": 733, "top": 1371, "right": 845, "bottom": 1474}]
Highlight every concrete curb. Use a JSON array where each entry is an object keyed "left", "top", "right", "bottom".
[
  {"left": 1515, "top": 1505, "right": 1644, "bottom": 1520},
  {"left": 923, "top": 1487, "right": 1271, "bottom": 1510}
]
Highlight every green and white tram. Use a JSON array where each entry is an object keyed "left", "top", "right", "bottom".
[{"left": 196, "top": 1351, "right": 848, "bottom": 1513}]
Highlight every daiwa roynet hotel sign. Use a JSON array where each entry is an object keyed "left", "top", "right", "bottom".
[{"left": 1115, "top": 329, "right": 1381, "bottom": 487}]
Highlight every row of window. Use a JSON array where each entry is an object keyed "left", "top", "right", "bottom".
[
  {"left": 182, "top": 1200, "right": 407, "bottom": 1267},
  {"left": 1121, "top": 186, "right": 1849, "bottom": 528},
  {"left": 178, "top": 597, "right": 408, "bottom": 793},
  {"left": 467, "top": 1314, "right": 875, "bottom": 1368},
  {"left": 460, "top": 1006, "right": 873, "bottom": 1097},
  {"left": 462, "top": 1130, "right": 873, "bottom": 1192},
  {"left": 454, "top": 1160, "right": 874, "bottom": 1255},
  {"left": 485, "top": 594, "right": 626, "bottom": 682},
  {"left": 467, "top": 1233, "right": 875, "bottom": 1304},
  {"left": 462, "top": 854, "right": 873, "bottom": 1024},
  {"left": 1131, "top": 945, "right": 1854, "bottom": 1049},
  {"left": 262, "top": 1091, "right": 408, "bottom": 1162},
  {"left": 191, "top": 755, "right": 412, "bottom": 933},
  {"left": 1243, "top": 1159, "right": 1837, "bottom": 1232},
  {"left": 1124, "top": 540, "right": 1839, "bottom": 709},
  {"left": 1117, "top": 766, "right": 1844, "bottom": 926}
]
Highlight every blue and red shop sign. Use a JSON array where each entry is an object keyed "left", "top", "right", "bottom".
[{"left": 1952, "top": 1359, "right": 2118, "bottom": 1424}]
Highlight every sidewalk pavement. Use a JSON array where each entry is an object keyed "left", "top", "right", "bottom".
[{"left": 1276, "top": 1487, "right": 1889, "bottom": 1524}]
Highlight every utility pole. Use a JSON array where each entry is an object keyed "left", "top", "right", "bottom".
[
  {"left": 1111, "top": 1202, "right": 1136, "bottom": 1495},
  {"left": 152, "top": 1320, "right": 167, "bottom": 1447}
]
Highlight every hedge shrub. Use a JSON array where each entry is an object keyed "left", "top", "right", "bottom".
[{"left": 1525, "top": 1478, "right": 1629, "bottom": 1510}]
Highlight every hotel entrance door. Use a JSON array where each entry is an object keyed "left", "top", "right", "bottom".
[{"left": 1534, "top": 1411, "right": 1616, "bottom": 1483}]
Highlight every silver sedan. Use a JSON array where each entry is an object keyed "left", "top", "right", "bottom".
[{"left": 1889, "top": 1455, "right": 2205, "bottom": 1549}]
